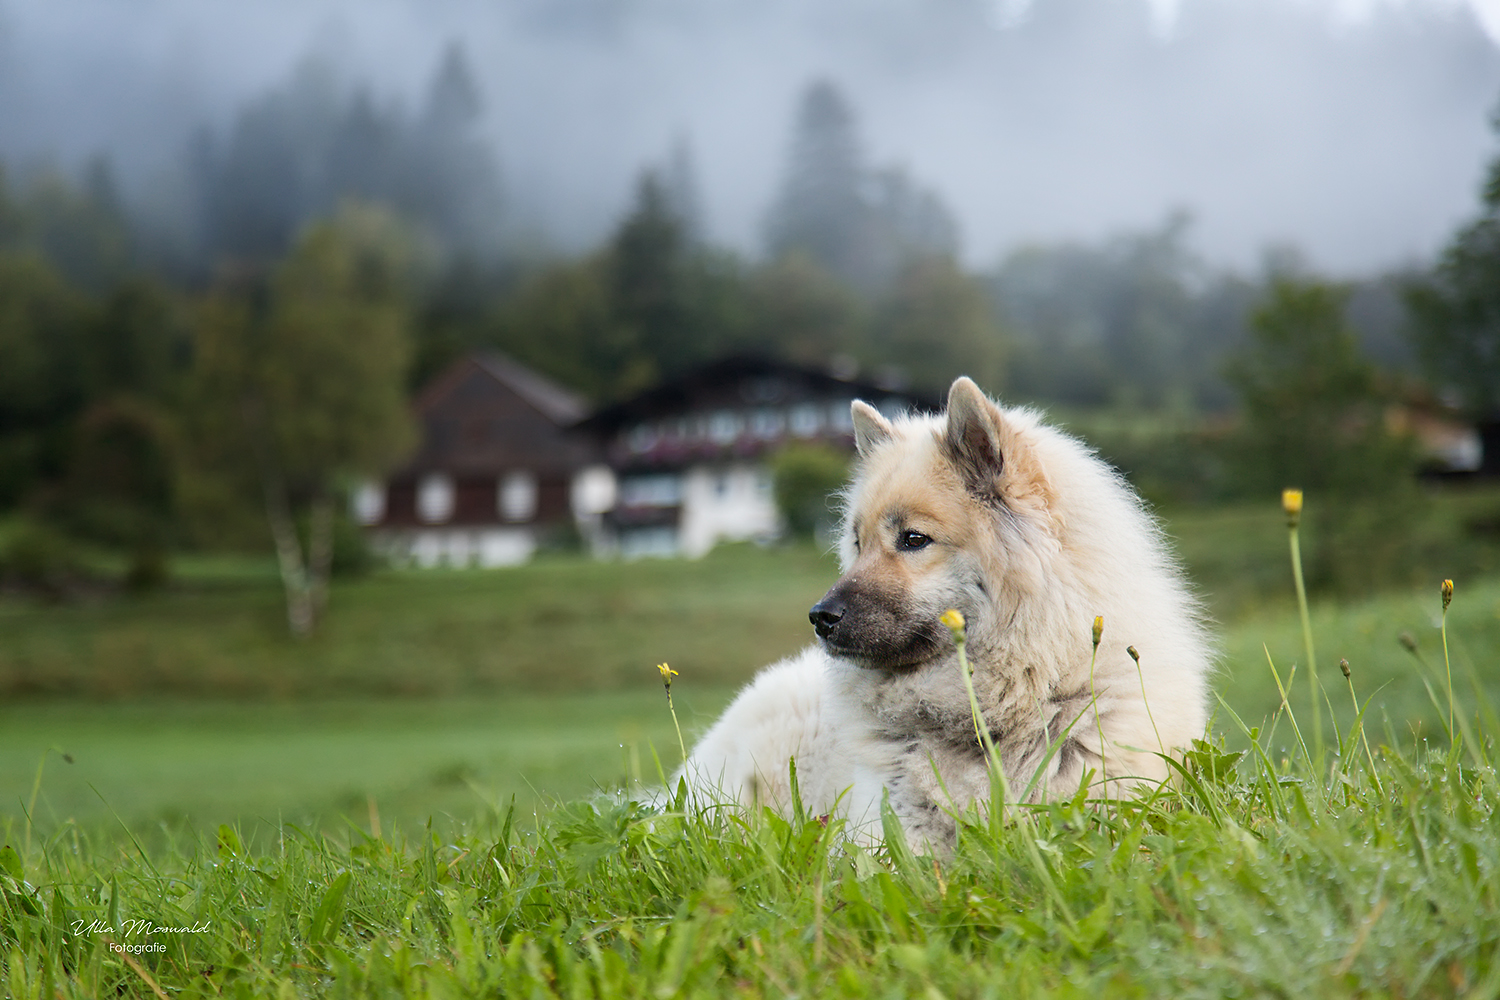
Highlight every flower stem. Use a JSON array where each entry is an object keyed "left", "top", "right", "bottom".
[
  {"left": 944, "top": 610, "right": 1010, "bottom": 817},
  {"left": 1287, "top": 502, "right": 1321, "bottom": 767},
  {"left": 666, "top": 690, "right": 687, "bottom": 767},
  {"left": 1441, "top": 579, "right": 1455, "bottom": 750}
]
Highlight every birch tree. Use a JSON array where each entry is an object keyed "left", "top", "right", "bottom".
[{"left": 194, "top": 204, "right": 416, "bottom": 635}]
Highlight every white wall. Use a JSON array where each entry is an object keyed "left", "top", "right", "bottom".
[
  {"left": 678, "top": 461, "right": 779, "bottom": 559},
  {"left": 376, "top": 527, "right": 537, "bottom": 569}
]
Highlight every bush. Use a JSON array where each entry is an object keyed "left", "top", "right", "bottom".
[
  {"left": 0, "top": 520, "right": 88, "bottom": 597},
  {"left": 1225, "top": 278, "right": 1418, "bottom": 591},
  {"left": 771, "top": 443, "right": 850, "bottom": 541}
]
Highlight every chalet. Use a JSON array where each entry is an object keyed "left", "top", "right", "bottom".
[
  {"left": 580, "top": 356, "right": 937, "bottom": 559},
  {"left": 353, "top": 353, "right": 611, "bottom": 567}
]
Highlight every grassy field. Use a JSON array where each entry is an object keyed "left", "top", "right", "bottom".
[
  {"left": 3, "top": 499, "right": 1500, "bottom": 996},
  {"left": 0, "top": 544, "right": 838, "bottom": 699},
  {"left": 4, "top": 486, "right": 1499, "bottom": 701},
  {"left": 3, "top": 675, "right": 1497, "bottom": 997},
  {"left": 0, "top": 690, "right": 741, "bottom": 847},
  {"left": 2, "top": 547, "right": 1497, "bottom": 843}
]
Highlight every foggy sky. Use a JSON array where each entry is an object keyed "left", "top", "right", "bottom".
[{"left": 1, "top": 0, "right": 1498, "bottom": 275}]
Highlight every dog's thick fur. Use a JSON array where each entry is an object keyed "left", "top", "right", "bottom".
[{"left": 678, "top": 377, "right": 1212, "bottom": 849}]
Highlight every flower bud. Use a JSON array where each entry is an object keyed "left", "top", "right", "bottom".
[
  {"left": 1441, "top": 579, "right": 1454, "bottom": 613},
  {"left": 1339, "top": 658, "right": 1350, "bottom": 679},
  {"left": 1282, "top": 488, "right": 1303, "bottom": 527},
  {"left": 940, "top": 609, "right": 966, "bottom": 636},
  {"left": 1092, "top": 615, "right": 1104, "bottom": 649}
]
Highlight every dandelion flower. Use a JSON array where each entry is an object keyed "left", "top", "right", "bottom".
[
  {"left": 940, "top": 609, "right": 966, "bottom": 635},
  {"left": 1442, "top": 579, "right": 1454, "bottom": 612},
  {"left": 1092, "top": 615, "right": 1104, "bottom": 649},
  {"left": 1282, "top": 488, "right": 1303, "bottom": 527},
  {"left": 657, "top": 663, "right": 678, "bottom": 685}
]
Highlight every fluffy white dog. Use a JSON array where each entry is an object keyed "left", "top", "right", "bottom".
[{"left": 678, "top": 377, "right": 1212, "bottom": 849}]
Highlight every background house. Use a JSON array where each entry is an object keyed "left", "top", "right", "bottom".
[
  {"left": 581, "top": 356, "right": 937, "bottom": 559},
  {"left": 354, "top": 353, "right": 608, "bottom": 567}
]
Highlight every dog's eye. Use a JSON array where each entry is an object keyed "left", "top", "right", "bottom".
[{"left": 896, "top": 530, "right": 932, "bottom": 551}]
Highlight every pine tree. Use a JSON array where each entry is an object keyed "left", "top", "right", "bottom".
[
  {"left": 1406, "top": 126, "right": 1500, "bottom": 422},
  {"left": 764, "top": 80, "right": 873, "bottom": 289}
]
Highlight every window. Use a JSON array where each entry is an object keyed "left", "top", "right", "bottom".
[
  {"left": 351, "top": 480, "right": 386, "bottom": 526},
  {"left": 750, "top": 408, "right": 785, "bottom": 439},
  {"left": 619, "top": 475, "right": 683, "bottom": 507},
  {"left": 627, "top": 424, "right": 659, "bottom": 453},
  {"left": 709, "top": 411, "right": 743, "bottom": 445},
  {"left": 499, "top": 471, "right": 539, "bottom": 522},
  {"left": 828, "top": 401, "right": 854, "bottom": 432},
  {"left": 790, "top": 404, "right": 822, "bottom": 437},
  {"left": 417, "top": 474, "right": 455, "bottom": 523}
]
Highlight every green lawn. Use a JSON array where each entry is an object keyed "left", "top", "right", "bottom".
[
  {"left": 4, "top": 684, "right": 1497, "bottom": 998},
  {"left": 0, "top": 690, "right": 739, "bottom": 846},
  {"left": 4, "top": 570, "right": 1496, "bottom": 844},
  {"left": 3, "top": 511, "right": 1499, "bottom": 996},
  {"left": 0, "top": 543, "right": 839, "bottom": 699},
  {"left": 3, "top": 501, "right": 1499, "bottom": 843}
]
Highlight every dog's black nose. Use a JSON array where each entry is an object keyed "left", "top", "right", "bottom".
[{"left": 809, "top": 598, "right": 845, "bottom": 639}]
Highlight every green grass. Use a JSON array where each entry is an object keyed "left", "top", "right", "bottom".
[
  {"left": 0, "top": 690, "right": 739, "bottom": 845},
  {"left": 7, "top": 488, "right": 1498, "bottom": 701},
  {"left": 3, "top": 509, "right": 1500, "bottom": 995},
  {"left": 0, "top": 543, "right": 839, "bottom": 699},
  {"left": 1218, "top": 575, "right": 1500, "bottom": 742},
  {"left": 4, "top": 688, "right": 1497, "bottom": 996},
  {"left": 6, "top": 574, "right": 1495, "bottom": 846}
]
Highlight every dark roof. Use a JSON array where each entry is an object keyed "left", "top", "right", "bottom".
[
  {"left": 416, "top": 352, "right": 587, "bottom": 426},
  {"left": 580, "top": 355, "right": 940, "bottom": 434},
  {"left": 397, "top": 353, "right": 597, "bottom": 477}
]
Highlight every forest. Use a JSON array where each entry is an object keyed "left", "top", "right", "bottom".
[{"left": 1, "top": 45, "right": 1498, "bottom": 607}]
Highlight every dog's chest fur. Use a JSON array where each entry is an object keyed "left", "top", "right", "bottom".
[{"left": 828, "top": 650, "right": 1098, "bottom": 848}]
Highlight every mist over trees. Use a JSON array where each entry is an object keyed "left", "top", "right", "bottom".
[
  {"left": 0, "top": 161, "right": 135, "bottom": 291},
  {"left": 175, "top": 44, "right": 502, "bottom": 274},
  {"left": 2, "top": 13, "right": 1498, "bottom": 603},
  {"left": 764, "top": 80, "right": 959, "bottom": 293},
  {"left": 988, "top": 215, "right": 1259, "bottom": 410}
]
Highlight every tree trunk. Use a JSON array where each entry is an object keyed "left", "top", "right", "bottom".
[
  {"left": 243, "top": 397, "right": 314, "bottom": 637},
  {"left": 307, "top": 488, "right": 335, "bottom": 623},
  {"left": 263, "top": 473, "right": 314, "bottom": 637}
]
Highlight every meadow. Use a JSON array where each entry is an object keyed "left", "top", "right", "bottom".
[{"left": 2, "top": 491, "right": 1499, "bottom": 996}]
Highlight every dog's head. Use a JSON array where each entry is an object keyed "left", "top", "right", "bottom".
[{"left": 809, "top": 377, "right": 1059, "bottom": 670}]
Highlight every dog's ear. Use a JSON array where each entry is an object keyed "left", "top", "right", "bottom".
[
  {"left": 943, "top": 377, "right": 1005, "bottom": 494},
  {"left": 851, "top": 400, "right": 894, "bottom": 457},
  {"left": 942, "top": 377, "right": 1054, "bottom": 518}
]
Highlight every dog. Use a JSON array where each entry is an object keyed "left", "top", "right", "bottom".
[{"left": 677, "top": 376, "right": 1212, "bottom": 850}]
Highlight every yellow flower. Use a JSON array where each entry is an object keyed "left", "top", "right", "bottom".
[
  {"left": 939, "top": 609, "right": 966, "bottom": 640},
  {"left": 1442, "top": 578, "right": 1454, "bottom": 612},
  {"left": 1281, "top": 488, "right": 1303, "bottom": 515},
  {"left": 1092, "top": 615, "right": 1104, "bottom": 649},
  {"left": 657, "top": 663, "right": 678, "bottom": 684}
]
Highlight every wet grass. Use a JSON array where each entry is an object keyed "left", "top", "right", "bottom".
[
  {"left": 2, "top": 504, "right": 1498, "bottom": 995},
  {"left": 4, "top": 646, "right": 1496, "bottom": 998}
]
